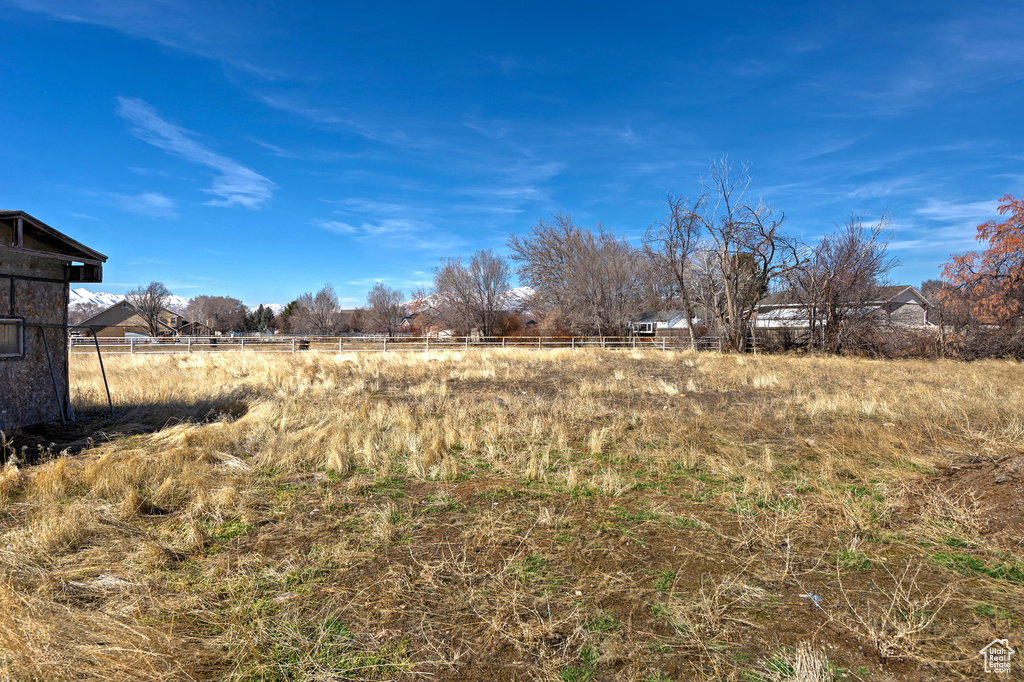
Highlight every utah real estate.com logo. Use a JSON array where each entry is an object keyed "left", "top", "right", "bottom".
[{"left": 981, "top": 639, "right": 1014, "bottom": 674}]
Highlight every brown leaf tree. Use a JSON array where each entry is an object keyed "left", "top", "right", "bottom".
[{"left": 942, "top": 195, "right": 1024, "bottom": 327}]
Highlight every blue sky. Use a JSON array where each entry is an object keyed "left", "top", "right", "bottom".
[{"left": 2, "top": 1, "right": 1022, "bottom": 307}]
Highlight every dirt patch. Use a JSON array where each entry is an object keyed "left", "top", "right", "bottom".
[{"left": 935, "top": 453, "right": 1024, "bottom": 544}]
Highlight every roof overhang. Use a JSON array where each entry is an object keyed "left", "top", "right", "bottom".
[{"left": 0, "top": 211, "right": 107, "bottom": 282}]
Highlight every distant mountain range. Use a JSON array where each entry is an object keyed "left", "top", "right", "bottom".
[{"left": 70, "top": 287, "right": 192, "bottom": 311}]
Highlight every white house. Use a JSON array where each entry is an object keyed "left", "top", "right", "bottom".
[
  {"left": 629, "top": 310, "right": 703, "bottom": 337},
  {"left": 754, "top": 285, "right": 932, "bottom": 330}
]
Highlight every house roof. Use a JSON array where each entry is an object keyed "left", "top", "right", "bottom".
[
  {"left": 76, "top": 300, "right": 181, "bottom": 333},
  {"left": 633, "top": 310, "right": 687, "bottom": 323},
  {"left": 758, "top": 285, "right": 928, "bottom": 308},
  {"left": 0, "top": 210, "right": 107, "bottom": 264}
]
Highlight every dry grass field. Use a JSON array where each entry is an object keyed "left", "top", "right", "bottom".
[{"left": 2, "top": 349, "right": 1023, "bottom": 681}]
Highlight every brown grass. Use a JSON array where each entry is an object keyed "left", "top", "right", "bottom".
[{"left": 1, "top": 349, "right": 1022, "bottom": 680}]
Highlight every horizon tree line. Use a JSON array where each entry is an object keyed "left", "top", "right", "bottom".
[{"left": 68, "top": 158, "right": 1021, "bottom": 356}]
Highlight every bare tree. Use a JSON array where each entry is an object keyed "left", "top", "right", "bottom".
[
  {"left": 433, "top": 249, "right": 512, "bottom": 335},
  {"left": 643, "top": 194, "right": 704, "bottom": 348},
  {"left": 365, "top": 283, "right": 405, "bottom": 337},
  {"left": 125, "top": 281, "right": 171, "bottom": 337},
  {"left": 508, "top": 213, "right": 644, "bottom": 335},
  {"left": 295, "top": 284, "right": 341, "bottom": 335},
  {"left": 186, "top": 295, "right": 248, "bottom": 332},
  {"left": 68, "top": 302, "right": 103, "bottom": 326},
  {"left": 684, "top": 159, "right": 798, "bottom": 351},
  {"left": 787, "top": 213, "right": 899, "bottom": 352}
]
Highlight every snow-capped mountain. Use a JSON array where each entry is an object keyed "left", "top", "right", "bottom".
[
  {"left": 70, "top": 288, "right": 191, "bottom": 311},
  {"left": 70, "top": 288, "right": 280, "bottom": 314},
  {"left": 499, "top": 286, "right": 534, "bottom": 311}
]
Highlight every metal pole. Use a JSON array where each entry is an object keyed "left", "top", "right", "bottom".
[
  {"left": 37, "top": 326, "right": 66, "bottom": 425},
  {"left": 88, "top": 328, "right": 114, "bottom": 416}
]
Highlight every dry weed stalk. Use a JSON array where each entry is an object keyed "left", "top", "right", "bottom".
[
  {"left": 836, "top": 562, "right": 954, "bottom": 663},
  {"left": 761, "top": 642, "right": 833, "bottom": 682}
]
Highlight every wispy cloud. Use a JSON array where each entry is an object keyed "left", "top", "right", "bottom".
[
  {"left": 114, "top": 191, "right": 178, "bottom": 218},
  {"left": 12, "top": 0, "right": 283, "bottom": 78},
  {"left": 313, "top": 217, "right": 464, "bottom": 252},
  {"left": 250, "top": 138, "right": 353, "bottom": 162},
  {"left": 914, "top": 198, "right": 1000, "bottom": 222},
  {"left": 116, "top": 97, "right": 276, "bottom": 208},
  {"left": 895, "top": 197, "right": 1003, "bottom": 250},
  {"left": 255, "top": 94, "right": 354, "bottom": 126},
  {"left": 327, "top": 199, "right": 416, "bottom": 215}
]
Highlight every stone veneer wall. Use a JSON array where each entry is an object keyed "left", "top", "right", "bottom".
[{"left": 0, "top": 250, "right": 69, "bottom": 432}]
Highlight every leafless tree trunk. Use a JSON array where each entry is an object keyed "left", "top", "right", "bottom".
[
  {"left": 643, "top": 194, "right": 703, "bottom": 349},
  {"left": 185, "top": 295, "right": 248, "bottom": 333},
  {"left": 687, "top": 159, "right": 798, "bottom": 351},
  {"left": 787, "top": 213, "right": 898, "bottom": 353},
  {"left": 296, "top": 284, "right": 341, "bottom": 335},
  {"left": 508, "top": 212, "right": 644, "bottom": 335},
  {"left": 125, "top": 281, "right": 171, "bottom": 337},
  {"left": 366, "top": 283, "right": 405, "bottom": 337},
  {"left": 68, "top": 302, "right": 103, "bottom": 326},
  {"left": 433, "top": 251, "right": 511, "bottom": 336}
]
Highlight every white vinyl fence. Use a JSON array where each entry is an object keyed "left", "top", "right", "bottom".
[{"left": 69, "top": 335, "right": 727, "bottom": 356}]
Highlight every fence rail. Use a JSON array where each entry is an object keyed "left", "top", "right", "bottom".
[{"left": 69, "top": 334, "right": 728, "bottom": 355}]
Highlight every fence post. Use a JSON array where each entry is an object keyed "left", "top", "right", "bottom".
[
  {"left": 571, "top": 337, "right": 575, "bottom": 351},
  {"left": 383, "top": 337, "right": 387, "bottom": 353},
  {"left": 240, "top": 338, "right": 245, "bottom": 353},
  {"left": 188, "top": 337, "right": 192, "bottom": 353},
  {"left": 465, "top": 336, "right": 469, "bottom": 350},
  {"left": 602, "top": 337, "right": 606, "bottom": 350},
  {"left": 130, "top": 337, "right": 134, "bottom": 355},
  {"left": 339, "top": 337, "right": 343, "bottom": 354},
  {"left": 539, "top": 337, "right": 542, "bottom": 350},
  {"left": 292, "top": 338, "right": 295, "bottom": 354},
  {"left": 502, "top": 337, "right": 506, "bottom": 348},
  {"left": 425, "top": 337, "right": 429, "bottom": 353}
]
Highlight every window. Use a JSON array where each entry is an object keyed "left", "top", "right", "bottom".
[{"left": 0, "top": 319, "right": 24, "bottom": 358}]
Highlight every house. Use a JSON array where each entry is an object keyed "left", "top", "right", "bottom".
[
  {"left": 754, "top": 285, "right": 931, "bottom": 330},
  {"left": 76, "top": 302, "right": 210, "bottom": 337},
  {"left": 177, "top": 319, "right": 214, "bottom": 336},
  {"left": 629, "top": 310, "right": 704, "bottom": 337},
  {"left": 0, "top": 211, "right": 106, "bottom": 431}
]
